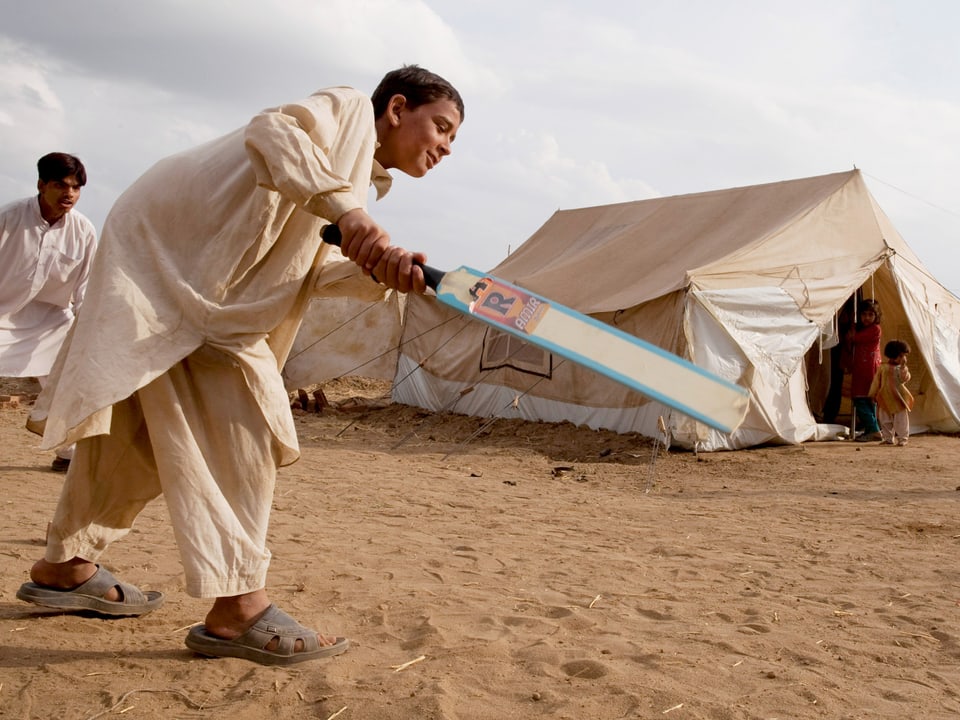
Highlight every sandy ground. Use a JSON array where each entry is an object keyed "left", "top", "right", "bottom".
[{"left": 1, "top": 376, "right": 960, "bottom": 719}]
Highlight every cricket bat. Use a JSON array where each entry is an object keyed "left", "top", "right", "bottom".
[{"left": 321, "top": 225, "right": 749, "bottom": 433}]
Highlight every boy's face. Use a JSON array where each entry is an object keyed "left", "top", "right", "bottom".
[
  {"left": 37, "top": 175, "right": 82, "bottom": 223},
  {"left": 376, "top": 96, "right": 461, "bottom": 178}
]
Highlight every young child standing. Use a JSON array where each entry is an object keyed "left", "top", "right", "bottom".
[
  {"left": 869, "top": 340, "right": 914, "bottom": 446},
  {"left": 848, "top": 299, "right": 883, "bottom": 442}
]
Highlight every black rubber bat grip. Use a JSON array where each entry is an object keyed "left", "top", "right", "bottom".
[{"left": 321, "top": 224, "right": 444, "bottom": 291}]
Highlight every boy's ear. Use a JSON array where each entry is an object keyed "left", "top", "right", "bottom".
[{"left": 386, "top": 94, "right": 407, "bottom": 127}]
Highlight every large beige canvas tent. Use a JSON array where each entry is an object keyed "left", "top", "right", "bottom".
[{"left": 389, "top": 170, "right": 960, "bottom": 450}]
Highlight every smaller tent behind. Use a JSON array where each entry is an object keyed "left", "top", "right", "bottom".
[
  {"left": 283, "top": 292, "right": 403, "bottom": 391},
  {"left": 391, "top": 170, "right": 960, "bottom": 450}
]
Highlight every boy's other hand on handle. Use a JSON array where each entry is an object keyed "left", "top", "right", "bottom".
[{"left": 335, "top": 209, "right": 427, "bottom": 294}]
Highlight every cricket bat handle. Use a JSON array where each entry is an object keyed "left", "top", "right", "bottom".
[{"left": 321, "top": 224, "right": 445, "bottom": 291}]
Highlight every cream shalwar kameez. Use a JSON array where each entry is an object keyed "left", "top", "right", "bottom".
[
  {"left": 1, "top": 197, "right": 98, "bottom": 461},
  {"left": 0, "top": 196, "right": 97, "bottom": 378},
  {"left": 35, "top": 86, "right": 389, "bottom": 597}
]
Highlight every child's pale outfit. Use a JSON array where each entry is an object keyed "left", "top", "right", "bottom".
[
  {"left": 32, "top": 86, "right": 389, "bottom": 597},
  {"left": 869, "top": 361, "right": 913, "bottom": 445}
]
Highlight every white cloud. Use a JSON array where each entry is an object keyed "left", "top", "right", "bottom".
[{"left": 1, "top": 0, "right": 959, "bottom": 292}]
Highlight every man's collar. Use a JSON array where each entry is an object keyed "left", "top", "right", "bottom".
[
  {"left": 371, "top": 160, "right": 392, "bottom": 200},
  {"left": 33, "top": 195, "right": 61, "bottom": 226}
]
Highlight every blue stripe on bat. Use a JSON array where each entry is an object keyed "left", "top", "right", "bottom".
[{"left": 436, "top": 267, "right": 748, "bottom": 433}]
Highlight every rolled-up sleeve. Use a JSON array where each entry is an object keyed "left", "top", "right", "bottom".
[{"left": 243, "top": 86, "right": 376, "bottom": 222}]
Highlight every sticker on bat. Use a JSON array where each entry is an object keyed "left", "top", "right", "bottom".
[{"left": 467, "top": 277, "right": 550, "bottom": 335}]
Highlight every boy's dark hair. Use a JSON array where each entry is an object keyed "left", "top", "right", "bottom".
[
  {"left": 858, "top": 298, "right": 882, "bottom": 324},
  {"left": 884, "top": 339, "right": 910, "bottom": 359},
  {"left": 371, "top": 65, "right": 464, "bottom": 122},
  {"left": 37, "top": 153, "right": 87, "bottom": 186}
]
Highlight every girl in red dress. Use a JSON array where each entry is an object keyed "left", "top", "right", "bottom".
[{"left": 847, "top": 299, "right": 882, "bottom": 441}]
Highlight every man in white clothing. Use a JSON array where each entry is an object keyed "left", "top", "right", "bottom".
[
  {"left": 0, "top": 153, "right": 98, "bottom": 471},
  {"left": 16, "top": 66, "right": 463, "bottom": 667}
]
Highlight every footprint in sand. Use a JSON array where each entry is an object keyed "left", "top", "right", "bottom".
[{"left": 560, "top": 659, "right": 609, "bottom": 679}]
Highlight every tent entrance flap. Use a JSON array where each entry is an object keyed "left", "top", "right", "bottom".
[{"left": 693, "top": 287, "right": 820, "bottom": 384}]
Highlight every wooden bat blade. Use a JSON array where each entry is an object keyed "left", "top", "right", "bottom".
[
  {"left": 320, "top": 224, "right": 749, "bottom": 433},
  {"left": 435, "top": 267, "right": 750, "bottom": 433}
]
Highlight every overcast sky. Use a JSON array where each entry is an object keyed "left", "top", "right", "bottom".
[{"left": 2, "top": 0, "right": 959, "bottom": 293}]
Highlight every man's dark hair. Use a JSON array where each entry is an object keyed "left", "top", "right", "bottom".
[
  {"left": 37, "top": 152, "right": 87, "bottom": 186},
  {"left": 371, "top": 65, "right": 464, "bottom": 122},
  {"left": 884, "top": 339, "right": 910, "bottom": 360}
]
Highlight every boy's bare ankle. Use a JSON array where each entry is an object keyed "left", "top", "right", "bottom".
[
  {"left": 203, "top": 590, "right": 272, "bottom": 638},
  {"left": 30, "top": 557, "right": 98, "bottom": 588}
]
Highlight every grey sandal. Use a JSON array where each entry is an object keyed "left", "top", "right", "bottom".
[
  {"left": 17, "top": 566, "right": 164, "bottom": 617},
  {"left": 185, "top": 604, "right": 349, "bottom": 666}
]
